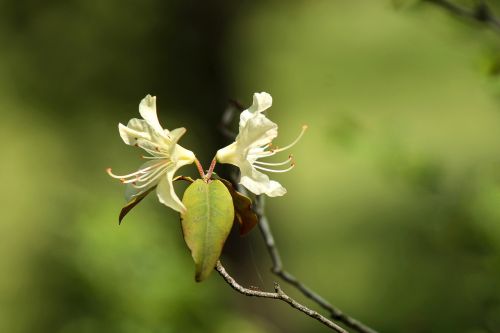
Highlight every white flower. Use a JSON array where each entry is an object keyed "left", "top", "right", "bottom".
[
  {"left": 107, "top": 94, "right": 196, "bottom": 213},
  {"left": 216, "top": 92, "right": 306, "bottom": 197}
]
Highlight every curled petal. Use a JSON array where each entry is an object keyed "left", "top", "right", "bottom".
[
  {"left": 157, "top": 171, "right": 186, "bottom": 213},
  {"left": 168, "top": 127, "right": 187, "bottom": 143},
  {"left": 237, "top": 113, "right": 278, "bottom": 149},
  {"left": 240, "top": 92, "right": 273, "bottom": 127},
  {"left": 119, "top": 121, "right": 147, "bottom": 145},
  {"left": 249, "top": 92, "right": 272, "bottom": 114},
  {"left": 239, "top": 161, "right": 287, "bottom": 197},
  {"left": 139, "top": 95, "right": 164, "bottom": 134},
  {"left": 119, "top": 118, "right": 165, "bottom": 146}
]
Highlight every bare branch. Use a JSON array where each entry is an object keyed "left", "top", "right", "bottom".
[
  {"left": 215, "top": 261, "right": 349, "bottom": 333},
  {"left": 254, "top": 196, "right": 380, "bottom": 333},
  {"left": 423, "top": 0, "right": 500, "bottom": 33},
  {"left": 219, "top": 103, "right": 380, "bottom": 333}
]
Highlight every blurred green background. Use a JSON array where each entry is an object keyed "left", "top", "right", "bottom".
[{"left": 1, "top": 0, "right": 500, "bottom": 332}]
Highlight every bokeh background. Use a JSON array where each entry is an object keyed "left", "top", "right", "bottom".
[{"left": 1, "top": 0, "right": 500, "bottom": 332}]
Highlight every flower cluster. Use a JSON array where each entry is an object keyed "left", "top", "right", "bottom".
[{"left": 108, "top": 92, "right": 306, "bottom": 213}]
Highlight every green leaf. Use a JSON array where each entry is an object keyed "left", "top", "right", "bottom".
[
  {"left": 118, "top": 186, "right": 156, "bottom": 224},
  {"left": 181, "top": 179, "right": 234, "bottom": 282},
  {"left": 218, "top": 178, "right": 258, "bottom": 236}
]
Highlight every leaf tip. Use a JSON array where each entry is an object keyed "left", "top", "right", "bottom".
[
  {"left": 195, "top": 269, "right": 211, "bottom": 282},
  {"left": 118, "top": 210, "right": 126, "bottom": 224}
]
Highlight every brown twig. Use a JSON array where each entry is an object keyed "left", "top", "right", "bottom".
[
  {"left": 423, "top": 0, "right": 500, "bottom": 33},
  {"left": 253, "top": 196, "right": 380, "bottom": 333},
  {"left": 215, "top": 261, "right": 349, "bottom": 333},
  {"left": 219, "top": 104, "right": 380, "bottom": 333}
]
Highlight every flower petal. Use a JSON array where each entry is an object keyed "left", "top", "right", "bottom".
[
  {"left": 168, "top": 127, "right": 187, "bottom": 143},
  {"left": 156, "top": 170, "right": 186, "bottom": 213},
  {"left": 216, "top": 142, "right": 238, "bottom": 165},
  {"left": 249, "top": 92, "right": 272, "bottom": 114},
  {"left": 139, "top": 95, "right": 164, "bottom": 134},
  {"left": 119, "top": 118, "right": 163, "bottom": 143},
  {"left": 172, "top": 144, "right": 196, "bottom": 165},
  {"left": 240, "top": 92, "right": 273, "bottom": 127},
  {"left": 119, "top": 121, "right": 147, "bottom": 145},
  {"left": 237, "top": 113, "right": 278, "bottom": 149},
  {"left": 239, "top": 160, "right": 286, "bottom": 197}
]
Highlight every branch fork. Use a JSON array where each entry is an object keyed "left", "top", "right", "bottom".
[{"left": 215, "top": 261, "right": 349, "bottom": 333}]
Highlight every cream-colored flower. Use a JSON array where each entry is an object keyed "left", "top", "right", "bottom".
[
  {"left": 108, "top": 95, "right": 196, "bottom": 213},
  {"left": 216, "top": 92, "right": 306, "bottom": 197}
]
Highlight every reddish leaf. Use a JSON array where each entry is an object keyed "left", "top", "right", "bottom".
[
  {"left": 118, "top": 186, "right": 156, "bottom": 224},
  {"left": 218, "top": 178, "right": 258, "bottom": 236}
]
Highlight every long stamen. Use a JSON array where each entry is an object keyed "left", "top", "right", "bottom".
[
  {"left": 253, "top": 155, "right": 293, "bottom": 166},
  {"left": 251, "top": 150, "right": 275, "bottom": 158},
  {"left": 136, "top": 161, "right": 172, "bottom": 182},
  {"left": 254, "top": 163, "right": 295, "bottom": 173},
  {"left": 130, "top": 166, "right": 170, "bottom": 189},
  {"left": 141, "top": 155, "right": 165, "bottom": 159},
  {"left": 271, "top": 125, "right": 307, "bottom": 153},
  {"left": 106, "top": 161, "right": 164, "bottom": 180},
  {"left": 120, "top": 162, "right": 169, "bottom": 184}
]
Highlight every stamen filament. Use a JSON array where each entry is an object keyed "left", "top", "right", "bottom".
[
  {"left": 106, "top": 162, "right": 163, "bottom": 179},
  {"left": 272, "top": 125, "right": 307, "bottom": 153},
  {"left": 251, "top": 149, "right": 277, "bottom": 158},
  {"left": 130, "top": 167, "right": 169, "bottom": 189},
  {"left": 253, "top": 163, "right": 295, "bottom": 173},
  {"left": 141, "top": 155, "right": 165, "bottom": 159},
  {"left": 253, "top": 155, "right": 293, "bottom": 166},
  {"left": 136, "top": 162, "right": 171, "bottom": 182},
  {"left": 119, "top": 165, "right": 167, "bottom": 184}
]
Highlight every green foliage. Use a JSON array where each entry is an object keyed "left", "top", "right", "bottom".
[
  {"left": 2, "top": 0, "right": 500, "bottom": 332},
  {"left": 181, "top": 180, "right": 235, "bottom": 282}
]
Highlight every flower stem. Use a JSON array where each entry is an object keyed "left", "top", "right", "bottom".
[
  {"left": 194, "top": 159, "right": 205, "bottom": 179},
  {"left": 205, "top": 158, "right": 217, "bottom": 181}
]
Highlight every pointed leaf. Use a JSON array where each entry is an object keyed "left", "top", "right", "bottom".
[
  {"left": 218, "top": 178, "right": 258, "bottom": 235},
  {"left": 118, "top": 186, "right": 156, "bottom": 224},
  {"left": 181, "top": 179, "right": 234, "bottom": 282}
]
